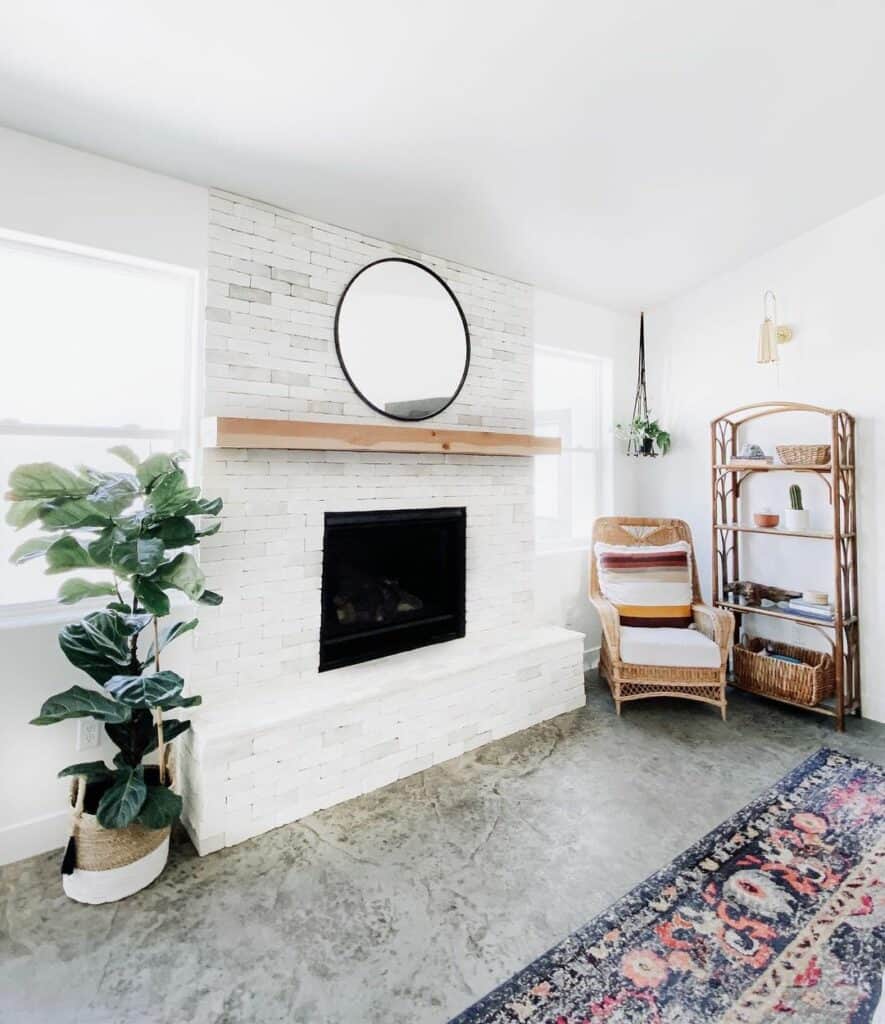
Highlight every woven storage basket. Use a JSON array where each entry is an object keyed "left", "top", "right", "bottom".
[
  {"left": 63, "top": 748, "right": 175, "bottom": 903},
  {"left": 776, "top": 444, "right": 831, "bottom": 466},
  {"left": 732, "top": 636, "right": 835, "bottom": 706}
]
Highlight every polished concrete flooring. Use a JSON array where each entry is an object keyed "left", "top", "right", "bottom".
[{"left": 2, "top": 675, "right": 883, "bottom": 1024}]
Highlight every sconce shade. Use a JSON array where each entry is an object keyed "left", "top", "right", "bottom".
[{"left": 758, "top": 320, "right": 780, "bottom": 364}]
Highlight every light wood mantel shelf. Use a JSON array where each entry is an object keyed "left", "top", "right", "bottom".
[{"left": 203, "top": 417, "right": 561, "bottom": 457}]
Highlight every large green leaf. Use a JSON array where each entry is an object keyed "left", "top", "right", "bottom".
[
  {"left": 145, "top": 516, "right": 197, "bottom": 548},
  {"left": 149, "top": 552, "right": 205, "bottom": 599},
  {"left": 7, "top": 463, "right": 93, "bottom": 501},
  {"left": 132, "top": 575, "right": 171, "bottom": 616},
  {"left": 9, "top": 536, "right": 53, "bottom": 565},
  {"left": 45, "top": 536, "right": 95, "bottom": 574},
  {"left": 108, "top": 445, "right": 141, "bottom": 469},
  {"left": 143, "top": 717, "right": 191, "bottom": 755},
  {"left": 31, "top": 685, "right": 131, "bottom": 725},
  {"left": 104, "top": 709, "right": 154, "bottom": 766},
  {"left": 58, "top": 609, "right": 145, "bottom": 683},
  {"left": 136, "top": 784, "right": 182, "bottom": 829},
  {"left": 155, "top": 693, "right": 201, "bottom": 712},
  {"left": 181, "top": 496, "right": 223, "bottom": 517},
  {"left": 111, "top": 536, "right": 165, "bottom": 574},
  {"left": 57, "top": 578, "right": 118, "bottom": 605},
  {"left": 105, "top": 670, "right": 184, "bottom": 708},
  {"left": 145, "top": 619, "right": 198, "bottom": 664},
  {"left": 39, "top": 497, "right": 110, "bottom": 530},
  {"left": 57, "top": 761, "right": 114, "bottom": 781},
  {"left": 5, "top": 498, "right": 43, "bottom": 529},
  {"left": 96, "top": 767, "right": 147, "bottom": 829},
  {"left": 198, "top": 589, "right": 223, "bottom": 606},
  {"left": 137, "top": 453, "right": 187, "bottom": 491},
  {"left": 85, "top": 472, "right": 139, "bottom": 517},
  {"left": 196, "top": 520, "right": 222, "bottom": 539},
  {"left": 145, "top": 469, "right": 200, "bottom": 516}
]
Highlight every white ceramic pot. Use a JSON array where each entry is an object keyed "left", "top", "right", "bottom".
[{"left": 784, "top": 508, "right": 811, "bottom": 532}]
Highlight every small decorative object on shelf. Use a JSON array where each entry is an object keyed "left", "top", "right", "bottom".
[
  {"left": 753, "top": 510, "right": 780, "bottom": 529},
  {"left": 711, "top": 401, "right": 858, "bottom": 730},
  {"left": 777, "top": 443, "right": 830, "bottom": 466},
  {"left": 737, "top": 443, "right": 772, "bottom": 463},
  {"left": 784, "top": 484, "right": 810, "bottom": 532},
  {"left": 619, "top": 313, "right": 670, "bottom": 457},
  {"left": 722, "top": 580, "right": 801, "bottom": 606}
]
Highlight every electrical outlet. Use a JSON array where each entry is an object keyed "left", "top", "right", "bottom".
[{"left": 77, "top": 719, "right": 100, "bottom": 751}]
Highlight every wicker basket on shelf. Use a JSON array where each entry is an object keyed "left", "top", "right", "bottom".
[
  {"left": 776, "top": 444, "right": 831, "bottom": 466},
  {"left": 732, "top": 636, "right": 835, "bottom": 707}
]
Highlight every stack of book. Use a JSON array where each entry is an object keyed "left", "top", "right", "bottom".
[{"left": 777, "top": 597, "right": 835, "bottom": 622}]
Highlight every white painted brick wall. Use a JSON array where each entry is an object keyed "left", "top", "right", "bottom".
[{"left": 181, "top": 190, "right": 586, "bottom": 854}]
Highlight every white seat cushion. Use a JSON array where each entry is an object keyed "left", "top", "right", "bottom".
[{"left": 619, "top": 626, "right": 721, "bottom": 669}]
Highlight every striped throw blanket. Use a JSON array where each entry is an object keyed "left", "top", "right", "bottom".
[{"left": 594, "top": 541, "right": 693, "bottom": 627}]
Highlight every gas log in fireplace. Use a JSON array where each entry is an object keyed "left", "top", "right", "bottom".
[{"left": 319, "top": 507, "right": 466, "bottom": 671}]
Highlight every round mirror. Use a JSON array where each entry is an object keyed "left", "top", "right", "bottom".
[{"left": 334, "top": 258, "right": 470, "bottom": 421}]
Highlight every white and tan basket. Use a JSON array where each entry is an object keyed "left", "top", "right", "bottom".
[{"left": 63, "top": 749, "right": 175, "bottom": 904}]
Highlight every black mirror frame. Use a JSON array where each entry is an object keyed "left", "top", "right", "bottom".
[{"left": 333, "top": 257, "right": 471, "bottom": 422}]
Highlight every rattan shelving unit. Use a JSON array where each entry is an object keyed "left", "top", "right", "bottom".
[{"left": 710, "top": 401, "right": 859, "bottom": 731}]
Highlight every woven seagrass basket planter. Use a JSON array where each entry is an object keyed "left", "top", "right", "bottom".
[
  {"left": 63, "top": 753, "right": 175, "bottom": 905},
  {"left": 732, "top": 636, "right": 835, "bottom": 707}
]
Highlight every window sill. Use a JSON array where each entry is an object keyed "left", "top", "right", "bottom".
[{"left": 0, "top": 593, "right": 195, "bottom": 631}]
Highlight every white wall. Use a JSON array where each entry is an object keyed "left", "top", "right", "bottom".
[
  {"left": 532, "top": 290, "right": 638, "bottom": 663},
  {"left": 0, "top": 128, "right": 208, "bottom": 864},
  {"left": 642, "top": 192, "right": 885, "bottom": 723}
]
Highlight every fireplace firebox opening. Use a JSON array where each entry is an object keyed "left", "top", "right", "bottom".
[{"left": 319, "top": 507, "right": 466, "bottom": 672}]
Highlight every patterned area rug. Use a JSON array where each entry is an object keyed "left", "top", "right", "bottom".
[{"left": 451, "top": 748, "right": 885, "bottom": 1024}]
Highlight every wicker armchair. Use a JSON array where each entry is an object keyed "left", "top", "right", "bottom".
[{"left": 589, "top": 517, "right": 734, "bottom": 719}]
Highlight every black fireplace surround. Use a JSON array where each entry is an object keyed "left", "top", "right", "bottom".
[{"left": 319, "top": 507, "right": 466, "bottom": 672}]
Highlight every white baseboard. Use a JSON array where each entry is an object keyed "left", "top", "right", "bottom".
[
  {"left": 584, "top": 644, "right": 600, "bottom": 671},
  {"left": 0, "top": 810, "right": 68, "bottom": 867}
]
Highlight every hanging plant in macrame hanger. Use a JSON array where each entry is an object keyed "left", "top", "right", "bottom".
[{"left": 618, "top": 312, "right": 671, "bottom": 457}]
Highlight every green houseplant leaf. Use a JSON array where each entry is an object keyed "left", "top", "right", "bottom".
[
  {"left": 45, "top": 536, "right": 96, "bottom": 574},
  {"left": 9, "top": 536, "right": 54, "bottom": 565},
  {"left": 136, "top": 785, "right": 182, "bottom": 829},
  {"left": 104, "top": 710, "right": 155, "bottom": 768},
  {"left": 7, "top": 463, "right": 93, "bottom": 500},
  {"left": 57, "top": 761, "right": 115, "bottom": 782},
  {"left": 145, "top": 618, "right": 198, "bottom": 664},
  {"left": 59, "top": 609, "right": 148, "bottom": 684},
  {"left": 31, "top": 686, "right": 131, "bottom": 725},
  {"left": 57, "top": 578, "right": 118, "bottom": 604},
  {"left": 132, "top": 576, "right": 171, "bottom": 616},
  {"left": 110, "top": 536, "right": 166, "bottom": 574},
  {"left": 96, "top": 767, "right": 147, "bottom": 829},
  {"left": 148, "top": 552, "right": 206, "bottom": 599},
  {"left": 6, "top": 498, "right": 44, "bottom": 529},
  {"left": 105, "top": 670, "right": 184, "bottom": 708}
]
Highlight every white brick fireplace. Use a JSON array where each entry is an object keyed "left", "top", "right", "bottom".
[{"left": 178, "top": 190, "right": 585, "bottom": 854}]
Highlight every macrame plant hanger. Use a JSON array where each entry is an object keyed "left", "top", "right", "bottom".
[{"left": 627, "top": 312, "right": 651, "bottom": 456}]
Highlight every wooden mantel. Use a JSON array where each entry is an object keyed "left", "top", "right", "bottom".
[{"left": 203, "top": 417, "right": 561, "bottom": 457}]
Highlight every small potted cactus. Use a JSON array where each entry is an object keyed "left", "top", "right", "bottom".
[{"left": 784, "top": 484, "right": 810, "bottom": 532}]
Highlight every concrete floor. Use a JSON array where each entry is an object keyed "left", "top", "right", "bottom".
[{"left": 2, "top": 675, "right": 883, "bottom": 1024}]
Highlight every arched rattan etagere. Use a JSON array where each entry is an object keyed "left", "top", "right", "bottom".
[{"left": 710, "top": 401, "right": 859, "bottom": 730}]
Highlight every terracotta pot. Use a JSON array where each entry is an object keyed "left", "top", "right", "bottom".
[{"left": 753, "top": 512, "right": 780, "bottom": 529}]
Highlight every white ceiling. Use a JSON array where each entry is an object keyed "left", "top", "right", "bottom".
[{"left": 1, "top": 1, "right": 884, "bottom": 310}]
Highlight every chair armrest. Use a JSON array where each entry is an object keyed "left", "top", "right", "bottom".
[
  {"left": 589, "top": 594, "right": 621, "bottom": 662},
  {"left": 692, "top": 603, "right": 734, "bottom": 665}
]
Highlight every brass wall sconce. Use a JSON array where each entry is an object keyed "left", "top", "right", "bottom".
[{"left": 757, "top": 290, "right": 793, "bottom": 364}]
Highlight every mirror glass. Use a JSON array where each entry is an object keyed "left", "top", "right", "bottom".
[{"left": 335, "top": 259, "right": 470, "bottom": 420}]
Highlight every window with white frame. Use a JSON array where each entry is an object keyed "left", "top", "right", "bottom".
[
  {"left": 534, "top": 346, "right": 612, "bottom": 549},
  {"left": 0, "top": 232, "right": 198, "bottom": 610}
]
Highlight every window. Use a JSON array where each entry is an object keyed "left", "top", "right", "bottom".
[
  {"left": 0, "top": 231, "right": 198, "bottom": 611},
  {"left": 534, "top": 346, "right": 612, "bottom": 549}
]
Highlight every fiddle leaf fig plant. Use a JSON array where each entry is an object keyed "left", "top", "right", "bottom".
[{"left": 6, "top": 449, "right": 222, "bottom": 833}]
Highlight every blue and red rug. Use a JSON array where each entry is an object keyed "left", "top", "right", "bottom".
[{"left": 451, "top": 748, "right": 884, "bottom": 1023}]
